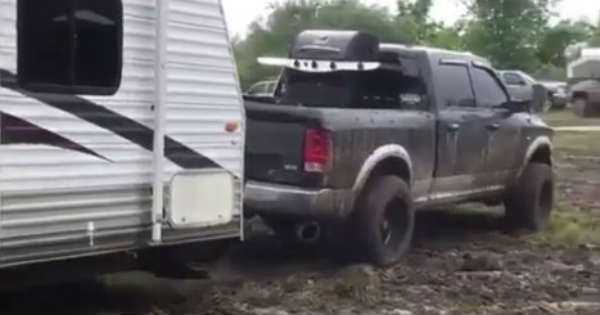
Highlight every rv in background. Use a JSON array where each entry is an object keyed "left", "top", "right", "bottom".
[
  {"left": 0, "top": 0, "right": 244, "bottom": 276},
  {"left": 567, "top": 48, "right": 600, "bottom": 117}
]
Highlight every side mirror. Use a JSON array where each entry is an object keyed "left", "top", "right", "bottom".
[{"left": 505, "top": 99, "right": 531, "bottom": 113}]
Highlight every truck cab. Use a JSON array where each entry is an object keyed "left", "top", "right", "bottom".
[{"left": 245, "top": 31, "right": 554, "bottom": 266}]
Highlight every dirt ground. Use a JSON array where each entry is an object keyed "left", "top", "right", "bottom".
[{"left": 0, "top": 111, "right": 599, "bottom": 315}]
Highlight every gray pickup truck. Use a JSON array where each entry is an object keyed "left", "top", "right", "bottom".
[{"left": 244, "top": 31, "right": 555, "bottom": 266}]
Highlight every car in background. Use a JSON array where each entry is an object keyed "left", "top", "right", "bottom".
[
  {"left": 245, "top": 80, "right": 278, "bottom": 100},
  {"left": 539, "top": 80, "right": 568, "bottom": 110},
  {"left": 500, "top": 70, "right": 548, "bottom": 112}
]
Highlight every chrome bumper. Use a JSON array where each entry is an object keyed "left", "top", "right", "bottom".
[{"left": 244, "top": 181, "right": 354, "bottom": 219}]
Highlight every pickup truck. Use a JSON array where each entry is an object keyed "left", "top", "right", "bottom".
[{"left": 244, "top": 30, "right": 555, "bottom": 266}]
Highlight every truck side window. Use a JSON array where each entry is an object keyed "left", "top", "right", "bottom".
[
  {"left": 472, "top": 67, "right": 509, "bottom": 108},
  {"left": 18, "top": 0, "right": 123, "bottom": 95},
  {"left": 358, "top": 70, "right": 427, "bottom": 110},
  {"left": 437, "top": 65, "right": 475, "bottom": 107}
]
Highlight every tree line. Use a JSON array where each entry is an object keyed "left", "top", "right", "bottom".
[{"left": 233, "top": 0, "right": 600, "bottom": 89}]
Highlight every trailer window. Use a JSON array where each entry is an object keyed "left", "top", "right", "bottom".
[{"left": 18, "top": 0, "right": 123, "bottom": 95}]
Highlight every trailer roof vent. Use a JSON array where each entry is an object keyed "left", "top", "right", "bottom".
[{"left": 290, "top": 30, "right": 379, "bottom": 61}]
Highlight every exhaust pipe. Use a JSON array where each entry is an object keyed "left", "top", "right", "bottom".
[{"left": 295, "top": 222, "right": 321, "bottom": 244}]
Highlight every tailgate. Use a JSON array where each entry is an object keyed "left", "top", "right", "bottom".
[{"left": 245, "top": 102, "right": 321, "bottom": 186}]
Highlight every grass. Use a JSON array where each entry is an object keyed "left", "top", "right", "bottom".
[
  {"left": 542, "top": 110, "right": 600, "bottom": 128},
  {"left": 533, "top": 110, "right": 600, "bottom": 247},
  {"left": 552, "top": 130, "right": 600, "bottom": 156},
  {"left": 540, "top": 109, "right": 600, "bottom": 156},
  {"left": 533, "top": 203, "right": 600, "bottom": 247}
]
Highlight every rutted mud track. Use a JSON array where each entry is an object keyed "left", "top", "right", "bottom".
[
  {"left": 1, "top": 216, "right": 599, "bottom": 314},
  {"left": 0, "top": 157, "right": 599, "bottom": 315}
]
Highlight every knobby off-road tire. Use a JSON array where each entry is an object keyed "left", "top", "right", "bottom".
[
  {"left": 354, "top": 175, "right": 415, "bottom": 267},
  {"left": 505, "top": 163, "right": 554, "bottom": 232}
]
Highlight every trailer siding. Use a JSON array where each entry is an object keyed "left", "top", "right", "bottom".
[{"left": 0, "top": 0, "right": 243, "bottom": 266}]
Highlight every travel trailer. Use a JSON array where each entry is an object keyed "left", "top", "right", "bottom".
[
  {"left": 567, "top": 47, "right": 600, "bottom": 117},
  {"left": 0, "top": 0, "right": 245, "bottom": 270}
]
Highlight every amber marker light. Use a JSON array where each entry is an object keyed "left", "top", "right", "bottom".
[{"left": 225, "top": 121, "right": 240, "bottom": 133}]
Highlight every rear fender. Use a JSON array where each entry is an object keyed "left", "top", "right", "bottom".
[{"left": 352, "top": 144, "right": 413, "bottom": 196}]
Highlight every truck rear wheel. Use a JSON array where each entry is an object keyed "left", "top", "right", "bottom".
[
  {"left": 505, "top": 163, "right": 554, "bottom": 232},
  {"left": 355, "top": 175, "right": 414, "bottom": 267}
]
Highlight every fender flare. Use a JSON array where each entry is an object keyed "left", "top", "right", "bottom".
[
  {"left": 518, "top": 136, "right": 553, "bottom": 178},
  {"left": 352, "top": 144, "right": 414, "bottom": 195}
]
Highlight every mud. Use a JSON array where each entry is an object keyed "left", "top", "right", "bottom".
[
  {"left": 0, "top": 149, "right": 599, "bottom": 315},
  {"left": 1, "top": 222, "right": 598, "bottom": 315}
]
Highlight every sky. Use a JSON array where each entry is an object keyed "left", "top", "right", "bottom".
[{"left": 222, "top": 0, "right": 600, "bottom": 38}]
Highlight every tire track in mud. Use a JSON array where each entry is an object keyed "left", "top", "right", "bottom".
[{"left": 0, "top": 158, "right": 598, "bottom": 315}]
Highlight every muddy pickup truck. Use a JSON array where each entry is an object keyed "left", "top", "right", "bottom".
[{"left": 244, "top": 30, "right": 555, "bottom": 266}]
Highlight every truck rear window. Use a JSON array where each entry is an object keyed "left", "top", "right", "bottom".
[{"left": 279, "top": 69, "right": 427, "bottom": 110}]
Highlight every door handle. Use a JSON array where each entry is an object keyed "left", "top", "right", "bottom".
[
  {"left": 486, "top": 123, "right": 500, "bottom": 131},
  {"left": 447, "top": 123, "right": 460, "bottom": 132}
]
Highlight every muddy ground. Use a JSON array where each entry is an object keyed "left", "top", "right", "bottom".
[{"left": 1, "top": 113, "right": 599, "bottom": 315}]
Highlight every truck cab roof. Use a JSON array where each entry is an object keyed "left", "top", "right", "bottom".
[{"left": 380, "top": 43, "right": 491, "bottom": 67}]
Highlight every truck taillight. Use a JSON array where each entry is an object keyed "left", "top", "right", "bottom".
[{"left": 304, "top": 128, "right": 332, "bottom": 173}]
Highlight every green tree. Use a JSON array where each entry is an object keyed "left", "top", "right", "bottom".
[
  {"left": 461, "top": 0, "right": 554, "bottom": 72},
  {"left": 234, "top": 0, "right": 408, "bottom": 88},
  {"left": 429, "top": 23, "right": 465, "bottom": 50},
  {"left": 396, "top": 0, "right": 438, "bottom": 44},
  {"left": 537, "top": 20, "right": 592, "bottom": 68},
  {"left": 587, "top": 12, "right": 600, "bottom": 46}
]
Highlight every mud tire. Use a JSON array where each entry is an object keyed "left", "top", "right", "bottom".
[
  {"left": 505, "top": 163, "right": 554, "bottom": 232},
  {"left": 355, "top": 175, "right": 414, "bottom": 267}
]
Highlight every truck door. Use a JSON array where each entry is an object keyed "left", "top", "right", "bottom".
[
  {"left": 432, "top": 61, "right": 490, "bottom": 194},
  {"left": 471, "top": 65, "right": 521, "bottom": 186}
]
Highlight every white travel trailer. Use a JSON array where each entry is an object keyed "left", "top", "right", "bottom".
[
  {"left": 568, "top": 47, "right": 600, "bottom": 79},
  {"left": 0, "top": 0, "right": 244, "bottom": 269}
]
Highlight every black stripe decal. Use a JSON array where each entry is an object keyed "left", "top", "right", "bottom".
[
  {"left": 0, "top": 70, "right": 220, "bottom": 169},
  {"left": 1, "top": 113, "right": 110, "bottom": 161}
]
